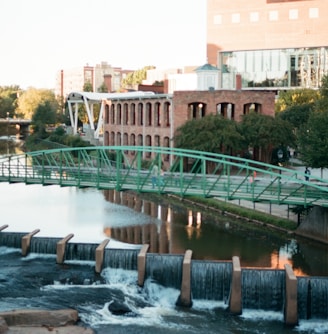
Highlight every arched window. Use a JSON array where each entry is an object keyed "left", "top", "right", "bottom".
[
  {"left": 216, "top": 103, "right": 235, "bottom": 120},
  {"left": 155, "top": 102, "right": 161, "bottom": 127},
  {"left": 243, "top": 102, "right": 261, "bottom": 115},
  {"left": 130, "top": 103, "right": 136, "bottom": 125},
  {"left": 105, "top": 104, "right": 110, "bottom": 124},
  {"left": 117, "top": 104, "right": 122, "bottom": 125},
  {"left": 146, "top": 102, "right": 152, "bottom": 126},
  {"left": 110, "top": 105, "right": 115, "bottom": 124},
  {"left": 123, "top": 103, "right": 129, "bottom": 125},
  {"left": 164, "top": 102, "right": 171, "bottom": 127},
  {"left": 138, "top": 103, "right": 143, "bottom": 126}
]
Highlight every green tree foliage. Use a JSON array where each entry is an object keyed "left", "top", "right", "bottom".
[
  {"left": 0, "top": 85, "right": 21, "bottom": 118},
  {"left": 298, "top": 110, "right": 328, "bottom": 170},
  {"left": 83, "top": 81, "right": 93, "bottom": 92},
  {"left": 297, "top": 75, "right": 328, "bottom": 172},
  {"left": 240, "top": 112, "right": 295, "bottom": 162},
  {"left": 98, "top": 82, "right": 108, "bottom": 93},
  {"left": 174, "top": 114, "right": 243, "bottom": 154},
  {"left": 16, "top": 88, "right": 59, "bottom": 119},
  {"left": 278, "top": 103, "right": 313, "bottom": 130},
  {"left": 275, "top": 88, "right": 319, "bottom": 113},
  {"left": 121, "top": 66, "right": 155, "bottom": 90},
  {"left": 32, "top": 101, "right": 57, "bottom": 128}
]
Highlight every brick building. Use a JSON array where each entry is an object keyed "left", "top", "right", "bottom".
[{"left": 102, "top": 88, "right": 275, "bottom": 166}]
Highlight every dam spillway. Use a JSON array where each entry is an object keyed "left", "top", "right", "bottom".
[{"left": 1, "top": 225, "right": 328, "bottom": 326}]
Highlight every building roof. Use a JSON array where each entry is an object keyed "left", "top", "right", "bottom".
[
  {"left": 66, "top": 91, "right": 172, "bottom": 103},
  {"left": 195, "top": 63, "right": 219, "bottom": 72}
]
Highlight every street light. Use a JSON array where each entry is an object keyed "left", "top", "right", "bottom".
[
  {"left": 6, "top": 112, "right": 9, "bottom": 155},
  {"left": 277, "top": 149, "right": 283, "bottom": 174}
]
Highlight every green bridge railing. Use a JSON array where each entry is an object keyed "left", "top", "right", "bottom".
[{"left": 0, "top": 146, "right": 327, "bottom": 208}]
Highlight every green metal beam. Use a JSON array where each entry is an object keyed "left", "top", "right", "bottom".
[{"left": 0, "top": 146, "right": 327, "bottom": 208}]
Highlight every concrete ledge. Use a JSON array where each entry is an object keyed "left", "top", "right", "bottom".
[
  {"left": 56, "top": 234, "right": 74, "bottom": 264},
  {"left": 21, "top": 229, "right": 40, "bottom": 256},
  {"left": 177, "top": 249, "right": 192, "bottom": 307},
  {"left": 229, "top": 256, "right": 242, "bottom": 315},
  {"left": 285, "top": 264, "right": 298, "bottom": 326},
  {"left": 0, "top": 309, "right": 94, "bottom": 334},
  {"left": 95, "top": 239, "right": 110, "bottom": 273},
  {"left": 137, "top": 244, "right": 149, "bottom": 287}
]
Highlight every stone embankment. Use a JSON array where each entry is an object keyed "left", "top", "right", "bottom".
[{"left": 0, "top": 309, "right": 94, "bottom": 334}]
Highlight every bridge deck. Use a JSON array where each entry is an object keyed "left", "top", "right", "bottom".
[{"left": 0, "top": 146, "right": 327, "bottom": 208}]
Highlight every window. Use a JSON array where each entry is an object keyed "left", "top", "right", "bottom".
[
  {"left": 269, "top": 10, "right": 279, "bottom": 21},
  {"left": 309, "top": 8, "right": 319, "bottom": 19},
  {"left": 250, "top": 12, "right": 259, "bottom": 22},
  {"left": 214, "top": 15, "right": 222, "bottom": 25},
  {"left": 289, "top": 9, "right": 298, "bottom": 20},
  {"left": 231, "top": 13, "right": 240, "bottom": 24}
]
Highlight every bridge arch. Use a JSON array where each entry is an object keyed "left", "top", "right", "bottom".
[{"left": 0, "top": 146, "right": 327, "bottom": 211}]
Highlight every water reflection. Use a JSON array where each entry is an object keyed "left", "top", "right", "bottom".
[{"left": 102, "top": 190, "right": 328, "bottom": 277}]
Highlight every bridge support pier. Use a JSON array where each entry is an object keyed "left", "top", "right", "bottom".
[
  {"left": 95, "top": 239, "right": 110, "bottom": 273},
  {"left": 284, "top": 264, "right": 298, "bottom": 326},
  {"left": 56, "top": 234, "right": 74, "bottom": 264},
  {"left": 176, "top": 249, "right": 193, "bottom": 307},
  {"left": 21, "top": 229, "right": 40, "bottom": 256},
  {"left": 229, "top": 256, "right": 242, "bottom": 315},
  {"left": 137, "top": 244, "right": 149, "bottom": 287}
]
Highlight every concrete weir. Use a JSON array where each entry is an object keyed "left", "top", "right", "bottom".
[
  {"left": 56, "top": 234, "right": 74, "bottom": 264},
  {"left": 229, "top": 256, "right": 242, "bottom": 315},
  {"left": 137, "top": 244, "right": 150, "bottom": 287},
  {"left": 0, "top": 228, "right": 321, "bottom": 326},
  {"left": 21, "top": 229, "right": 40, "bottom": 256},
  {"left": 177, "top": 249, "right": 193, "bottom": 307},
  {"left": 95, "top": 239, "right": 110, "bottom": 273}
]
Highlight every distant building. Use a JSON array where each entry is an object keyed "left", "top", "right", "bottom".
[
  {"left": 207, "top": 0, "right": 328, "bottom": 89},
  {"left": 55, "top": 61, "right": 133, "bottom": 100}
]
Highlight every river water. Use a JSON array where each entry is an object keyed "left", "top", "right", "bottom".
[
  {"left": 1, "top": 182, "right": 328, "bottom": 333},
  {"left": 0, "top": 135, "right": 328, "bottom": 333}
]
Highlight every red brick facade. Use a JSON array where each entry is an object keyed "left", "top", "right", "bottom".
[{"left": 103, "top": 90, "right": 275, "bottom": 165}]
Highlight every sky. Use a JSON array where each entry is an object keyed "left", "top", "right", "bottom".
[{"left": 0, "top": 0, "right": 207, "bottom": 89}]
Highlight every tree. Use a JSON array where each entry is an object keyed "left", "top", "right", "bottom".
[
  {"left": 83, "top": 81, "right": 93, "bottom": 92},
  {"left": 297, "top": 75, "right": 328, "bottom": 175},
  {"left": 16, "top": 88, "right": 59, "bottom": 119},
  {"left": 298, "top": 110, "right": 328, "bottom": 175},
  {"left": 0, "top": 85, "right": 21, "bottom": 118},
  {"left": 278, "top": 103, "right": 313, "bottom": 130},
  {"left": 174, "top": 114, "right": 243, "bottom": 154},
  {"left": 121, "top": 66, "right": 155, "bottom": 90},
  {"left": 240, "top": 112, "right": 295, "bottom": 163},
  {"left": 275, "top": 88, "right": 319, "bottom": 113}
]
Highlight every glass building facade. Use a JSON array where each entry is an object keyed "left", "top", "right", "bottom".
[{"left": 220, "top": 47, "right": 328, "bottom": 89}]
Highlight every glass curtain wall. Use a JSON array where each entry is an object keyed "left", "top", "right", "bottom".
[{"left": 220, "top": 47, "right": 328, "bottom": 89}]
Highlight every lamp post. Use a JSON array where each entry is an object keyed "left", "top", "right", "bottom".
[
  {"left": 277, "top": 149, "right": 283, "bottom": 175},
  {"left": 6, "top": 112, "right": 9, "bottom": 155}
]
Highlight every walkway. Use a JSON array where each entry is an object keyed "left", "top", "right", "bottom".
[{"left": 0, "top": 146, "right": 327, "bottom": 209}]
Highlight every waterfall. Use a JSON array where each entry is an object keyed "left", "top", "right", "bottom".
[
  {"left": 30, "top": 237, "right": 61, "bottom": 254},
  {"left": 145, "top": 253, "right": 183, "bottom": 289},
  {"left": 191, "top": 260, "right": 232, "bottom": 301},
  {"left": 298, "top": 276, "right": 328, "bottom": 320},
  {"left": 0, "top": 232, "right": 26, "bottom": 249},
  {"left": 103, "top": 248, "right": 139, "bottom": 270},
  {"left": 64, "top": 242, "right": 98, "bottom": 261},
  {"left": 242, "top": 269, "right": 285, "bottom": 311}
]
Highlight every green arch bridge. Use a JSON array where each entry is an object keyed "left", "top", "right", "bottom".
[{"left": 0, "top": 146, "right": 327, "bottom": 208}]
